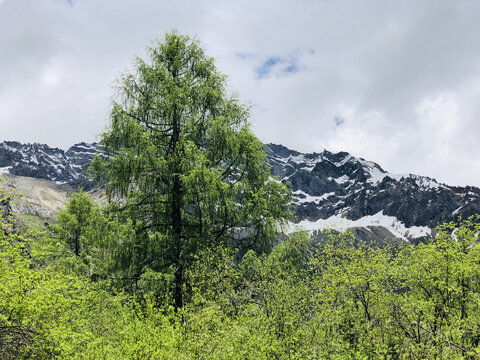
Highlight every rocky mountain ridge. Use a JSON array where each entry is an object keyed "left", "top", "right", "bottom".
[
  {"left": 267, "top": 144, "right": 480, "bottom": 242},
  {"left": 1, "top": 140, "right": 479, "bottom": 243},
  {"left": 0, "top": 141, "right": 98, "bottom": 187}
]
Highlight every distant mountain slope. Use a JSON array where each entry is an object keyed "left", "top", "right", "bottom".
[
  {"left": 0, "top": 141, "right": 98, "bottom": 187},
  {"left": 1, "top": 141, "right": 479, "bottom": 243},
  {"left": 266, "top": 144, "right": 480, "bottom": 242},
  {"left": 0, "top": 174, "right": 71, "bottom": 222}
]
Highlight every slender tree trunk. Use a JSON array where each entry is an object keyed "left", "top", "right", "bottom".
[
  {"left": 172, "top": 173, "right": 183, "bottom": 310},
  {"left": 74, "top": 235, "right": 79, "bottom": 256},
  {"left": 174, "top": 263, "right": 183, "bottom": 309},
  {"left": 171, "top": 92, "right": 184, "bottom": 310}
]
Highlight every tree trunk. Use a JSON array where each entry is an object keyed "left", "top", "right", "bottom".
[
  {"left": 172, "top": 173, "right": 183, "bottom": 309},
  {"left": 171, "top": 93, "right": 183, "bottom": 309},
  {"left": 174, "top": 263, "right": 183, "bottom": 309},
  {"left": 74, "top": 235, "right": 79, "bottom": 256}
]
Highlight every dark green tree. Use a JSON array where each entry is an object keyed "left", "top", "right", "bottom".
[
  {"left": 93, "top": 32, "right": 291, "bottom": 308},
  {"left": 53, "top": 190, "right": 137, "bottom": 281},
  {"left": 55, "top": 190, "right": 94, "bottom": 257}
]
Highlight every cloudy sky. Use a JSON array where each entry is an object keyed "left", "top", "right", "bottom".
[{"left": 1, "top": 0, "right": 480, "bottom": 187}]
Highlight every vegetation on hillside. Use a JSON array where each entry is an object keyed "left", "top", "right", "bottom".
[{"left": 2, "top": 189, "right": 480, "bottom": 358}]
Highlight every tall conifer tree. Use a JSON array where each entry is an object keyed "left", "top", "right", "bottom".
[{"left": 94, "top": 32, "right": 290, "bottom": 308}]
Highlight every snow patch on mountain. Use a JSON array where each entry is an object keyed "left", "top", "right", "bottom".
[
  {"left": 289, "top": 211, "right": 431, "bottom": 242},
  {"left": 293, "top": 190, "right": 335, "bottom": 204},
  {"left": 0, "top": 166, "right": 12, "bottom": 174},
  {"left": 411, "top": 175, "right": 448, "bottom": 191},
  {"left": 330, "top": 175, "right": 352, "bottom": 185},
  {"left": 357, "top": 158, "right": 403, "bottom": 185}
]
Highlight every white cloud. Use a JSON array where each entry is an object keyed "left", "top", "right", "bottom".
[
  {"left": 1, "top": 0, "right": 480, "bottom": 187},
  {"left": 41, "top": 70, "right": 61, "bottom": 87}
]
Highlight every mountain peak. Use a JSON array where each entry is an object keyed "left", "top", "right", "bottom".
[
  {"left": 0, "top": 140, "right": 95, "bottom": 185},
  {"left": 265, "top": 143, "right": 480, "bottom": 242}
]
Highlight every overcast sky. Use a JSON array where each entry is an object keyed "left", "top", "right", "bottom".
[{"left": 1, "top": 0, "right": 480, "bottom": 187}]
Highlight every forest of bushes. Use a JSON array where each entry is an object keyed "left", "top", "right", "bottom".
[{"left": 2, "top": 185, "right": 480, "bottom": 359}]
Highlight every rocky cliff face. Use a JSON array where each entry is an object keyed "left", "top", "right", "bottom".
[
  {"left": 266, "top": 144, "right": 480, "bottom": 242},
  {"left": 1, "top": 141, "right": 479, "bottom": 243},
  {"left": 0, "top": 141, "right": 99, "bottom": 186}
]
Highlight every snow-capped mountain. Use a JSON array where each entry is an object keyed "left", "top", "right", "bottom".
[
  {"left": 267, "top": 144, "right": 480, "bottom": 243},
  {"left": 0, "top": 141, "right": 98, "bottom": 187},
  {"left": 1, "top": 140, "right": 479, "bottom": 243}
]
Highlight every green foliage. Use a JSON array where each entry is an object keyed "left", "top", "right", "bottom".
[
  {"left": 50, "top": 191, "right": 139, "bottom": 284},
  {"left": 182, "top": 219, "right": 480, "bottom": 359},
  {"left": 47, "top": 179, "right": 480, "bottom": 359},
  {"left": 15, "top": 213, "right": 49, "bottom": 233},
  {"left": 184, "top": 231, "right": 318, "bottom": 359},
  {"left": 54, "top": 189, "right": 94, "bottom": 256},
  {"left": 0, "top": 177, "right": 16, "bottom": 233},
  {"left": 0, "top": 234, "right": 185, "bottom": 359},
  {"left": 92, "top": 31, "right": 291, "bottom": 308},
  {"left": 5, "top": 171, "right": 480, "bottom": 359}
]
